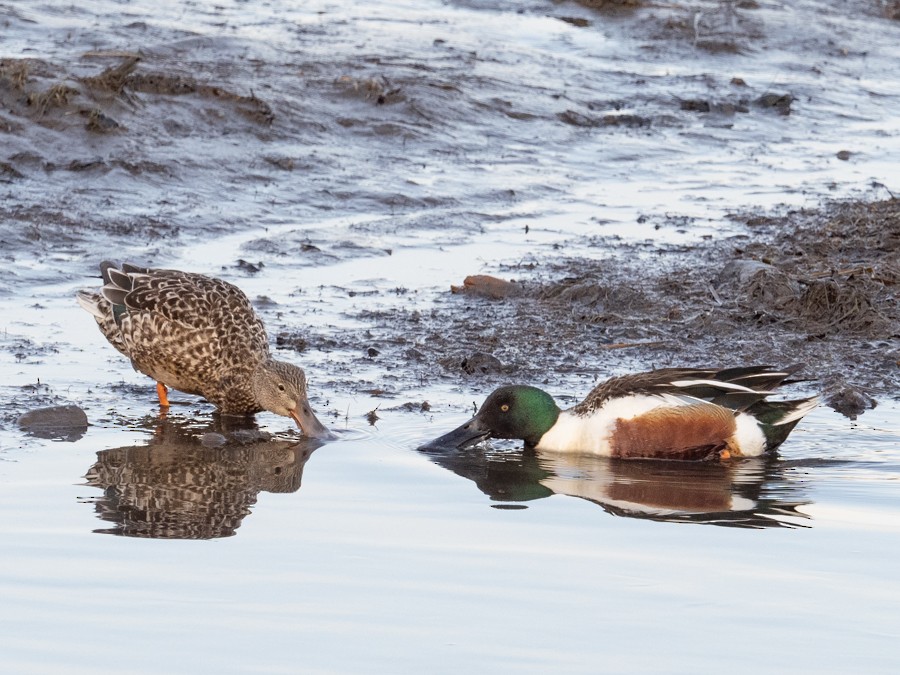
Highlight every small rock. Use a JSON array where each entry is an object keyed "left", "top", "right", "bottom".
[
  {"left": 236, "top": 259, "right": 263, "bottom": 274},
  {"left": 18, "top": 404, "right": 88, "bottom": 441},
  {"left": 451, "top": 274, "right": 522, "bottom": 299},
  {"left": 405, "top": 347, "right": 425, "bottom": 361},
  {"left": 716, "top": 259, "right": 775, "bottom": 286},
  {"left": 680, "top": 99, "right": 711, "bottom": 113},
  {"left": 557, "top": 16, "right": 590, "bottom": 28},
  {"left": 756, "top": 92, "right": 793, "bottom": 115},
  {"left": 366, "top": 347, "right": 380, "bottom": 358},
  {"left": 836, "top": 150, "right": 852, "bottom": 161},
  {"left": 825, "top": 385, "right": 877, "bottom": 420},
  {"left": 461, "top": 352, "right": 504, "bottom": 375},
  {"left": 389, "top": 401, "right": 432, "bottom": 412},
  {"left": 228, "top": 429, "right": 273, "bottom": 445}
]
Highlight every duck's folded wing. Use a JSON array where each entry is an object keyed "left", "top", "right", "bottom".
[{"left": 102, "top": 269, "right": 249, "bottom": 331}]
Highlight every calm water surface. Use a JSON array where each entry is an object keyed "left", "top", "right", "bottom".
[{"left": 2, "top": 402, "right": 899, "bottom": 673}]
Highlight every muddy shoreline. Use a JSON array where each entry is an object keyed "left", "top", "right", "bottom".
[
  {"left": 1, "top": 0, "right": 899, "bottom": 432},
  {"left": 304, "top": 197, "right": 898, "bottom": 420}
]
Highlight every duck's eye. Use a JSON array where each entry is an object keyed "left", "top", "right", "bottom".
[
  {"left": 277, "top": 383, "right": 286, "bottom": 392},
  {"left": 500, "top": 404, "right": 509, "bottom": 412}
]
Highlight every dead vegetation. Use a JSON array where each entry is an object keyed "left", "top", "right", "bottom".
[
  {"left": 731, "top": 198, "right": 900, "bottom": 336},
  {"left": 0, "top": 54, "right": 274, "bottom": 133},
  {"left": 80, "top": 55, "right": 140, "bottom": 97},
  {"left": 27, "top": 83, "right": 80, "bottom": 118},
  {"left": 0, "top": 58, "right": 29, "bottom": 90}
]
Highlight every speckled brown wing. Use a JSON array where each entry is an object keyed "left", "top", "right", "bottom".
[{"left": 105, "top": 268, "right": 270, "bottom": 410}]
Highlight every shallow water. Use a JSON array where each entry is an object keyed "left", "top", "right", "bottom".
[
  {"left": 2, "top": 0, "right": 900, "bottom": 672},
  {"left": 3, "top": 404, "right": 900, "bottom": 673}
]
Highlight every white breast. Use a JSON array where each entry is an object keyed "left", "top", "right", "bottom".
[{"left": 535, "top": 394, "right": 672, "bottom": 455}]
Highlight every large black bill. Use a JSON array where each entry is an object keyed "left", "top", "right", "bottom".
[{"left": 418, "top": 415, "right": 491, "bottom": 451}]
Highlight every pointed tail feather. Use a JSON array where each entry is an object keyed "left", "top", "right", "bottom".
[
  {"left": 76, "top": 290, "right": 105, "bottom": 319},
  {"left": 773, "top": 396, "right": 820, "bottom": 426},
  {"left": 751, "top": 396, "right": 819, "bottom": 450}
]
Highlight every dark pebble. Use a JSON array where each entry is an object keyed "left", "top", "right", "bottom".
[
  {"left": 18, "top": 404, "right": 88, "bottom": 441},
  {"left": 825, "top": 386, "right": 877, "bottom": 420}
]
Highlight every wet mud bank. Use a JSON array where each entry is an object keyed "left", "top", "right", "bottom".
[{"left": 1, "top": 0, "right": 899, "bottom": 432}]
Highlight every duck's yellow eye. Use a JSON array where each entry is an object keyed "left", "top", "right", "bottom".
[{"left": 500, "top": 404, "right": 509, "bottom": 412}]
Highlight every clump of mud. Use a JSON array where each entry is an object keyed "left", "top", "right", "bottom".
[
  {"left": 0, "top": 54, "right": 273, "bottom": 136},
  {"left": 731, "top": 199, "right": 900, "bottom": 337}
]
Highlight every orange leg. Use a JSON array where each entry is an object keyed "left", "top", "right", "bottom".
[
  {"left": 719, "top": 449, "right": 732, "bottom": 460},
  {"left": 156, "top": 382, "right": 170, "bottom": 408}
]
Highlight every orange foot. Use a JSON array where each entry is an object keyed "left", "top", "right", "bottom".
[
  {"left": 156, "top": 382, "right": 170, "bottom": 408},
  {"left": 719, "top": 449, "right": 732, "bottom": 460}
]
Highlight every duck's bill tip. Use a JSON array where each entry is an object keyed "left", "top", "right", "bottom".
[
  {"left": 418, "top": 416, "right": 491, "bottom": 451},
  {"left": 289, "top": 406, "right": 335, "bottom": 440}
]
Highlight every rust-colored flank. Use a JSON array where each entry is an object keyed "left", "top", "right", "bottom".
[{"left": 610, "top": 403, "right": 737, "bottom": 461}]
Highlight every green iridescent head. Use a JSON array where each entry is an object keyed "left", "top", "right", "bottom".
[{"left": 422, "top": 385, "right": 561, "bottom": 449}]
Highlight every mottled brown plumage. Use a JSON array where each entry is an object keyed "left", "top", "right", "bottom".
[{"left": 77, "top": 262, "right": 330, "bottom": 436}]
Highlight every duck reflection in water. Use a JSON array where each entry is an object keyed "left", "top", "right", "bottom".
[
  {"left": 83, "top": 416, "right": 323, "bottom": 539},
  {"left": 417, "top": 443, "right": 811, "bottom": 528}
]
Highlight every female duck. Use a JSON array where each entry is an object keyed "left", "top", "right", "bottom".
[
  {"left": 77, "top": 262, "right": 331, "bottom": 438},
  {"left": 422, "top": 365, "right": 817, "bottom": 460}
]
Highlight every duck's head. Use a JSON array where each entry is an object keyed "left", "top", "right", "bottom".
[
  {"left": 421, "top": 385, "right": 561, "bottom": 450},
  {"left": 253, "top": 360, "right": 333, "bottom": 439}
]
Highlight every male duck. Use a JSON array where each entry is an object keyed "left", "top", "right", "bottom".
[
  {"left": 422, "top": 365, "right": 818, "bottom": 460},
  {"left": 77, "top": 262, "right": 331, "bottom": 438}
]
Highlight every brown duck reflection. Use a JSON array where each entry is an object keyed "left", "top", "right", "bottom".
[
  {"left": 83, "top": 418, "right": 321, "bottom": 539},
  {"left": 419, "top": 445, "right": 811, "bottom": 528}
]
